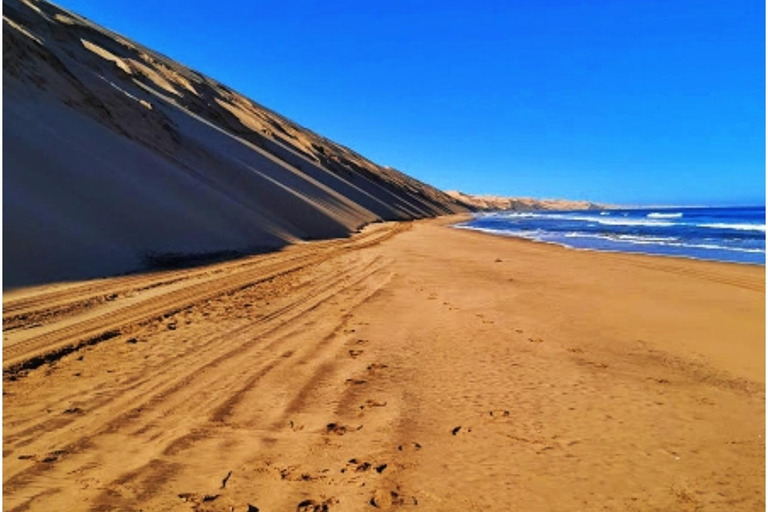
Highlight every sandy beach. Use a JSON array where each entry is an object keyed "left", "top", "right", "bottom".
[
  {"left": 4, "top": 1, "right": 764, "bottom": 510},
  {"left": 3, "top": 217, "right": 764, "bottom": 511}
]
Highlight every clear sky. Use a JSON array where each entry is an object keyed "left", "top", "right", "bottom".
[{"left": 58, "top": 0, "right": 765, "bottom": 206}]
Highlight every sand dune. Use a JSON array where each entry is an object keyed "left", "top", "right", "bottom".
[
  {"left": 3, "top": 0, "right": 465, "bottom": 289},
  {"left": 3, "top": 218, "right": 764, "bottom": 511},
  {"left": 446, "top": 190, "right": 603, "bottom": 211}
]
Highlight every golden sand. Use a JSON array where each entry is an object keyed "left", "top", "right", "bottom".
[{"left": 3, "top": 217, "right": 764, "bottom": 511}]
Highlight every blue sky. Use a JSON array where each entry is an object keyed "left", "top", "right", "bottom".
[{"left": 59, "top": 0, "right": 764, "bottom": 205}]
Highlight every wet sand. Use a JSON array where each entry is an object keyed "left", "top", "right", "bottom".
[{"left": 3, "top": 217, "right": 764, "bottom": 511}]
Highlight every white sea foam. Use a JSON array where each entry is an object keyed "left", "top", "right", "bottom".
[
  {"left": 614, "top": 234, "right": 679, "bottom": 242},
  {"left": 453, "top": 223, "right": 765, "bottom": 264},
  {"left": 697, "top": 223, "right": 766, "bottom": 232},
  {"left": 493, "top": 212, "right": 675, "bottom": 227},
  {"left": 453, "top": 224, "right": 546, "bottom": 240},
  {"left": 456, "top": 224, "right": 764, "bottom": 254},
  {"left": 563, "top": 233, "right": 679, "bottom": 243},
  {"left": 485, "top": 211, "right": 766, "bottom": 232},
  {"left": 647, "top": 212, "right": 683, "bottom": 219},
  {"left": 560, "top": 232, "right": 764, "bottom": 253},
  {"left": 595, "top": 217, "right": 675, "bottom": 227},
  {"left": 675, "top": 244, "right": 764, "bottom": 253}
]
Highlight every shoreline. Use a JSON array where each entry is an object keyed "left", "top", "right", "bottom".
[
  {"left": 5, "top": 210, "right": 759, "bottom": 298},
  {"left": 453, "top": 222, "right": 767, "bottom": 267},
  {"left": 452, "top": 208, "right": 766, "bottom": 267}
]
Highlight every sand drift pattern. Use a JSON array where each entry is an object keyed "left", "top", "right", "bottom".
[{"left": 457, "top": 206, "right": 765, "bottom": 264}]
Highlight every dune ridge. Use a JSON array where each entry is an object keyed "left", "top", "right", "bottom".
[
  {"left": 446, "top": 190, "right": 603, "bottom": 211},
  {"left": 3, "top": 0, "right": 466, "bottom": 289}
]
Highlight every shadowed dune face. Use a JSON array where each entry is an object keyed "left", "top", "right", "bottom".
[{"left": 3, "top": 0, "right": 466, "bottom": 289}]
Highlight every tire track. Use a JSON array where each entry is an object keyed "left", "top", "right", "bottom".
[
  {"left": 3, "top": 230, "right": 402, "bottom": 509},
  {"left": 3, "top": 223, "right": 408, "bottom": 374}
]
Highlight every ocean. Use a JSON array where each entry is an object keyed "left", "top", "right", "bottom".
[{"left": 455, "top": 206, "right": 766, "bottom": 265}]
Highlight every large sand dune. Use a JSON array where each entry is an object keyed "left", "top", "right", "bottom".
[{"left": 3, "top": 0, "right": 465, "bottom": 289}]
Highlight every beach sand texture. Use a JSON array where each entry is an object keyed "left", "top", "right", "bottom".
[
  {"left": 3, "top": 218, "right": 764, "bottom": 511},
  {"left": 3, "top": 0, "right": 464, "bottom": 289}
]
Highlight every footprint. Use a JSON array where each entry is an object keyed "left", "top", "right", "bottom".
[
  {"left": 340, "top": 458, "right": 364, "bottom": 474},
  {"left": 351, "top": 460, "right": 371, "bottom": 472},
  {"left": 41, "top": 450, "right": 68, "bottom": 463},
  {"left": 488, "top": 410, "right": 510, "bottom": 419},
  {"left": 278, "top": 466, "right": 323, "bottom": 482},
  {"left": 278, "top": 466, "right": 297, "bottom": 480},
  {"left": 359, "top": 399, "right": 387, "bottom": 411},
  {"left": 297, "top": 498, "right": 335, "bottom": 512},
  {"left": 326, "top": 423, "right": 348, "bottom": 435},
  {"left": 397, "top": 442, "right": 422, "bottom": 452},
  {"left": 370, "top": 488, "right": 417, "bottom": 508},
  {"left": 528, "top": 338, "right": 544, "bottom": 343},
  {"left": 567, "top": 347, "right": 584, "bottom": 354},
  {"left": 296, "top": 500, "right": 329, "bottom": 512},
  {"left": 451, "top": 426, "right": 472, "bottom": 435},
  {"left": 367, "top": 363, "right": 388, "bottom": 371},
  {"left": 349, "top": 350, "right": 364, "bottom": 359},
  {"left": 345, "top": 378, "right": 367, "bottom": 386},
  {"left": 178, "top": 492, "right": 220, "bottom": 504}
]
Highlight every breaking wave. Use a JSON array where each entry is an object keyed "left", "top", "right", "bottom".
[
  {"left": 457, "top": 206, "right": 766, "bottom": 264},
  {"left": 647, "top": 212, "right": 683, "bottom": 219}
]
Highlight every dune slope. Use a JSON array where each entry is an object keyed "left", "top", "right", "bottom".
[{"left": 3, "top": 0, "right": 465, "bottom": 289}]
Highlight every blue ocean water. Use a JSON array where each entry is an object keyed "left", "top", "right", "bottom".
[{"left": 456, "top": 206, "right": 766, "bottom": 265}]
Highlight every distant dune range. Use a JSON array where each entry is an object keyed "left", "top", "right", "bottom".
[
  {"left": 446, "top": 191, "right": 603, "bottom": 211},
  {"left": 3, "top": 0, "right": 473, "bottom": 288}
]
